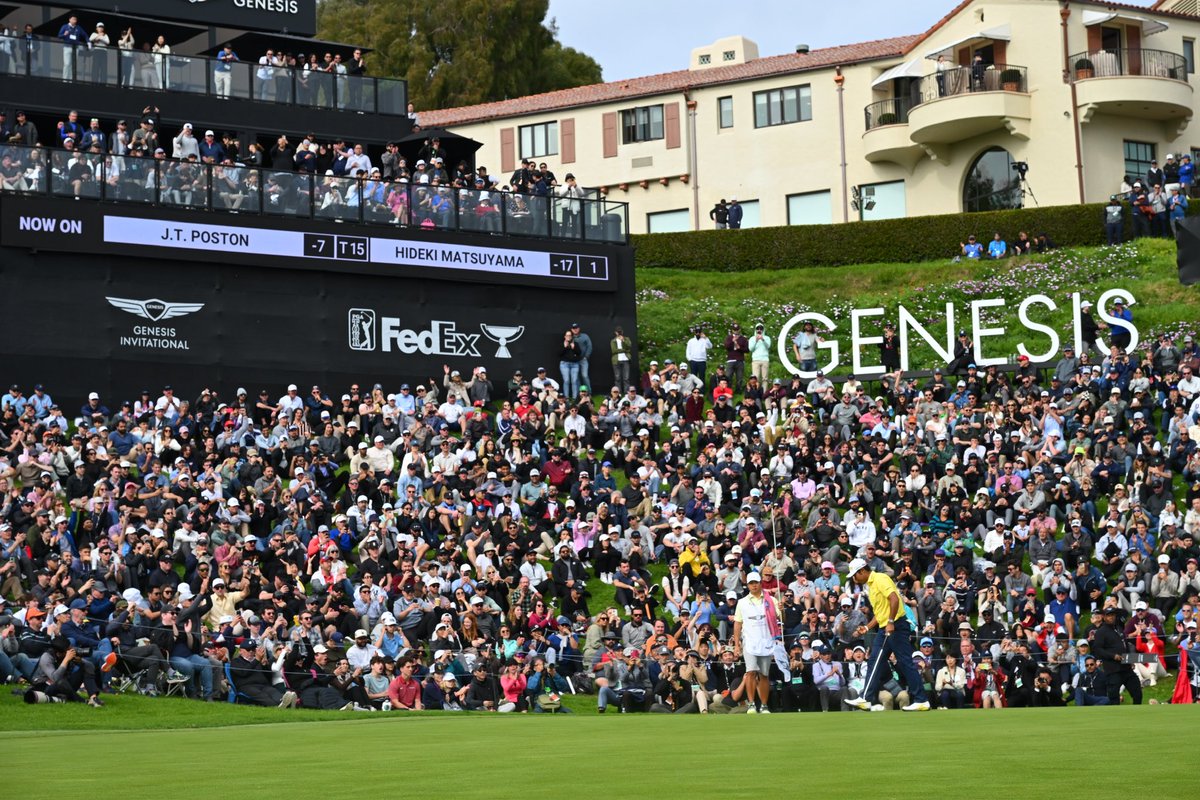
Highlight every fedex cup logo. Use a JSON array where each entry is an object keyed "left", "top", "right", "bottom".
[{"left": 348, "top": 309, "right": 522, "bottom": 358}]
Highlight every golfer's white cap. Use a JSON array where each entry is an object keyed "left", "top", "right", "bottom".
[{"left": 847, "top": 558, "right": 869, "bottom": 576}]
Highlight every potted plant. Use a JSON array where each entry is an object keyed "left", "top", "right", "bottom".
[
  {"left": 1075, "top": 58, "right": 1094, "bottom": 80},
  {"left": 1000, "top": 68, "right": 1022, "bottom": 91},
  {"left": 877, "top": 112, "right": 899, "bottom": 126}
]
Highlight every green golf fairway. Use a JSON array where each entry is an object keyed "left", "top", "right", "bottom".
[{"left": 3, "top": 705, "right": 1193, "bottom": 799}]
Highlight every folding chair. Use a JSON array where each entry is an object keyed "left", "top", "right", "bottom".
[{"left": 163, "top": 668, "right": 190, "bottom": 698}]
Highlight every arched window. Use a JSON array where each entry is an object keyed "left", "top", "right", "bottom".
[{"left": 963, "top": 147, "right": 1022, "bottom": 213}]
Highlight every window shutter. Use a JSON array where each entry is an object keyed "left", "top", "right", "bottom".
[
  {"left": 602, "top": 112, "right": 618, "bottom": 158},
  {"left": 664, "top": 102, "right": 681, "bottom": 149},
  {"left": 500, "top": 127, "right": 515, "bottom": 174},
  {"left": 561, "top": 118, "right": 575, "bottom": 163}
]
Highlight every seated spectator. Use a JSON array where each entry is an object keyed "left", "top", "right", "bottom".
[{"left": 960, "top": 234, "right": 983, "bottom": 259}]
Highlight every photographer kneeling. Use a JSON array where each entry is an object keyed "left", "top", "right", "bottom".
[{"left": 24, "top": 636, "right": 103, "bottom": 707}]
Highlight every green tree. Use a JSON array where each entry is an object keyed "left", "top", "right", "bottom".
[{"left": 317, "top": 0, "right": 602, "bottom": 111}]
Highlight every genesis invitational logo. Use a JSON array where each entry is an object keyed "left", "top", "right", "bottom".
[
  {"left": 348, "top": 308, "right": 523, "bottom": 359},
  {"left": 106, "top": 296, "right": 205, "bottom": 350}
]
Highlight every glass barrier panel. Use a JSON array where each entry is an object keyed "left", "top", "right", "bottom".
[
  {"left": 314, "top": 175, "right": 361, "bottom": 222},
  {"left": 253, "top": 61, "right": 294, "bottom": 103},
  {"left": 50, "top": 150, "right": 102, "bottom": 199},
  {"left": 376, "top": 78, "right": 407, "bottom": 116},
  {"left": 0, "top": 145, "right": 47, "bottom": 194},
  {"left": 295, "top": 66, "right": 332, "bottom": 108},
  {"left": 164, "top": 52, "right": 208, "bottom": 95},
  {"left": 157, "top": 160, "right": 209, "bottom": 209},
  {"left": 551, "top": 195, "right": 583, "bottom": 239},
  {"left": 212, "top": 164, "right": 259, "bottom": 211},
  {"left": 456, "top": 187, "right": 501, "bottom": 235},
  {"left": 344, "top": 74, "right": 376, "bottom": 113},
  {"left": 76, "top": 46, "right": 120, "bottom": 87},
  {"left": 504, "top": 193, "right": 549, "bottom": 238},
  {"left": 261, "top": 170, "right": 310, "bottom": 216}
]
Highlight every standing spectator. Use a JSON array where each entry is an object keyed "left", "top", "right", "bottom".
[
  {"left": 1168, "top": 186, "right": 1189, "bottom": 238},
  {"left": 87, "top": 22, "right": 110, "bottom": 84},
  {"left": 1180, "top": 153, "right": 1195, "bottom": 197},
  {"left": 57, "top": 14, "right": 85, "bottom": 79},
  {"left": 685, "top": 327, "right": 712, "bottom": 386},
  {"left": 709, "top": 199, "right": 728, "bottom": 229},
  {"left": 558, "top": 328, "right": 583, "bottom": 400},
  {"left": 152, "top": 34, "right": 171, "bottom": 89},
  {"left": 1103, "top": 195, "right": 1124, "bottom": 246},
  {"left": 727, "top": 198, "right": 743, "bottom": 229},
  {"left": 748, "top": 323, "right": 772, "bottom": 386},
  {"left": 791, "top": 321, "right": 821, "bottom": 373},
  {"left": 557, "top": 173, "right": 584, "bottom": 235},
  {"left": 571, "top": 322, "right": 593, "bottom": 393},
  {"left": 347, "top": 48, "right": 366, "bottom": 108},
  {"left": 1108, "top": 298, "right": 1132, "bottom": 351},
  {"left": 172, "top": 123, "right": 199, "bottom": 160},
  {"left": 723, "top": 323, "right": 749, "bottom": 393},
  {"left": 214, "top": 44, "right": 238, "bottom": 99},
  {"left": 610, "top": 326, "right": 633, "bottom": 392}
]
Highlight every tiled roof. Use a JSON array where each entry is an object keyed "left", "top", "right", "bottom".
[{"left": 421, "top": 35, "right": 920, "bottom": 127}]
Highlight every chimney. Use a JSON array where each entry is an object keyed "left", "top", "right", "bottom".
[{"left": 795, "top": 44, "right": 810, "bottom": 55}]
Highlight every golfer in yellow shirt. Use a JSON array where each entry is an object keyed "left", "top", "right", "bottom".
[{"left": 843, "top": 558, "right": 930, "bottom": 712}]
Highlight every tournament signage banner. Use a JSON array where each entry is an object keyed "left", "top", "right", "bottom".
[
  {"left": 0, "top": 250, "right": 636, "bottom": 406},
  {"left": 2, "top": 197, "right": 616, "bottom": 292},
  {"left": 20, "top": 0, "right": 318, "bottom": 37},
  {"left": 0, "top": 208, "right": 637, "bottom": 407}
]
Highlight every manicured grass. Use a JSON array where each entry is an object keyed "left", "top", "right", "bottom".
[
  {"left": 635, "top": 239, "right": 1200, "bottom": 375},
  {"left": 1, "top": 696, "right": 1194, "bottom": 798}
]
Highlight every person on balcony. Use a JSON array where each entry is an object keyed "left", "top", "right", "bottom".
[
  {"left": 936, "top": 54, "right": 950, "bottom": 97},
  {"left": 214, "top": 44, "right": 238, "bottom": 99},
  {"left": 57, "top": 14, "right": 84, "bottom": 80},
  {"left": 970, "top": 53, "right": 987, "bottom": 92}
]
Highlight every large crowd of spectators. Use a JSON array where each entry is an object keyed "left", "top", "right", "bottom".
[
  {"left": 2, "top": 309, "right": 1200, "bottom": 713},
  {"left": 0, "top": 101, "right": 588, "bottom": 235}
]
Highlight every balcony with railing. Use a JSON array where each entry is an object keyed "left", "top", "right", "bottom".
[
  {"left": 906, "top": 63, "right": 1032, "bottom": 145},
  {"left": 1, "top": 32, "right": 408, "bottom": 116},
  {"left": 0, "top": 144, "right": 629, "bottom": 244},
  {"left": 862, "top": 97, "right": 923, "bottom": 168},
  {"left": 1069, "top": 48, "right": 1193, "bottom": 124}
]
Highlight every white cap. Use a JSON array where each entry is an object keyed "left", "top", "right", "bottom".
[
  {"left": 212, "top": 578, "right": 226, "bottom": 587},
  {"left": 227, "top": 498, "right": 239, "bottom": 507},
  {"left": 287, "top": 384, "right": 298, "bottom": 392},
  {"left": 746, "top": 572, "right": 762, "bottom": 583},
  {"left": 1135, "top": 600, "right": 1148, "bottom": 610},
  {"left": 354, "top": 628, "right": 369, "bottom": 638},
  {"left": 313, "top": 644, "right": 328, "bottom": 654},
  {"left": 88, "top": 392, "right": 99, "bottom": 400},
  {"left": 847, "top": 558, "right": 869, "bottom": 576}
]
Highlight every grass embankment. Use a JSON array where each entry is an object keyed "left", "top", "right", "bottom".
[{"left": 634, "top": 239, "right": 1200, "bottom": 375}]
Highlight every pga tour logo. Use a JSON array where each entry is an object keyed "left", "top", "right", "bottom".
[{"left": 348, "top": 309, "right": 524, "bottom": 359}]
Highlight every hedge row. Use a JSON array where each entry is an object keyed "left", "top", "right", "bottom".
[{"left": 631, "top": 201, "right": 1189, "bottom": 271}]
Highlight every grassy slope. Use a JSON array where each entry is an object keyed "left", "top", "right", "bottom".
[
  {"left": 1, "top": 702, "right": 1194, "bottom": 799},
  {"left": 634, "top": 239, "right": 1200, "bottom": 374}
]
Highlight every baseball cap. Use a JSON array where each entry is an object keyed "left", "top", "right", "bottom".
[{"left": 846, "top": 558, "right": 868, "bottom": 576}]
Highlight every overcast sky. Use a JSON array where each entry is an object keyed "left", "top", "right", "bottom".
[{"left": 546, "top": 0, "right": 1156, "bottom": 81}]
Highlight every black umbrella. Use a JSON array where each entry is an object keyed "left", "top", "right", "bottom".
[
  {"left": 397, "top": 127, "right": 483, "bottom": 174},
  {"left": 1175, "top": 215, "right": 1200, "bottom": 285}
]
